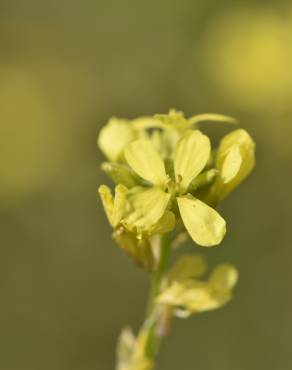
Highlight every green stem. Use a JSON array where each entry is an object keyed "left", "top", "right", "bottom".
[
  {"left": 118, "top": 234, "right": 172, "bottom": 370},
  {"left": 146, "top": 233, "right": 171, "bottom": 315},
  {"left": 144, "top": 233, "right": 171, "bottom": 362}
]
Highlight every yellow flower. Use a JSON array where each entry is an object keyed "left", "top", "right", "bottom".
[
  {"left": 97, "top": 111, "right": 255, "bottom": 254},
  {"left": 98, "top": 116, "right": 161, "bottom": 162},
  {"left": 122, "top": 130, "right": 226, "bottom": 247},
  {"left": 98, "top": 184, "right": 154, "bottom": 269},
  {"left": 98, "top": 110, "right": 237, "bottom": 163},
  {"left": 158, "top": 259, "right": 238, "bottom": 317}
]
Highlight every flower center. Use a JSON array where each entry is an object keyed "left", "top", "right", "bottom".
[{"left": 166, "top": 175, "right": 183, "bottom": 197}]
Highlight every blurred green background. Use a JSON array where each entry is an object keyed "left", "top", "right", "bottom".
[{"left": 1, "top": 1, "right": 292, "bottom": 369}]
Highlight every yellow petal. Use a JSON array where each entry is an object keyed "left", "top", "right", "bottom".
[
  {"left": 98, "top": 118, "right": 135, "bottom": 162},
  {"left": 167, "top": 254, "right": 207, "bottom": 282},
  {"left": 209, "top": 264, "right": 238, "bottom": 291},
  {"left": 125, "top": 140, "right": 167, "bottom": 187},
  {"left": 148, "top": 210, "right": 175, "bottom": 235},
  {"left": 123, "top": 187, "right": 171, "bottom": 233},
  {"left": 157, "top": 280, "right": 220, "bottom": 315},
  {"left": 216, "top": 129, "right": 255, "bottom": 199},
  {"left": 157, "top": 271, "right": 237, "bottom": 317},
  {"left": 157, "top": 263, "right": 238, "bottom": 317},
  {"left": 177, "top": 195, "right": 226, "bottom": 247},
  {"left": 174, "top": 131, "right": 211, "bottom": 193},
  {"left": 220, "top": 145, "right": 242, "bottom": 184}
]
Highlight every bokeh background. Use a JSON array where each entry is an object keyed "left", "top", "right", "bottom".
[{"left": 1, "top": 1, "right": 292, "bottom": 369}]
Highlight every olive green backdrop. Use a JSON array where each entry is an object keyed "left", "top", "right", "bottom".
[{"left": 1, "top": 1, "right": 291, "bottom": 369}]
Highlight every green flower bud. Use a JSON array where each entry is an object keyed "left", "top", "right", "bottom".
[{"left": 215, "top": 129, "right": 256, "bottom": 199}]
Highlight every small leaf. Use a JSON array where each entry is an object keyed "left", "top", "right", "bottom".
[
  {"left": 167, "top": 254, "right": 207, "bottom": 282},
  {"left": 177, "top": 195, "right": 226, "bottom": 247},
  {"left": 189, "top": 113, "right": 238, "bottom": 125},
  {"left": 174, "top": 131, "right": 211, "bottom": 193},
  {"left": 125, "top": 140, "right": 167, "bottom": 188},
  {"left": 123, "top": 187, "right": 171, "bottom": 234},
  {"left": 98, "top": 118, "right": 135, "bottom": 162}
]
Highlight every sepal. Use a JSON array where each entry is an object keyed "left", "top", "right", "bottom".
[
  {"left": 101, "top": 162, "right": 139, "bottom": 188},
  {"left": 113, "top": 227, "right": 154, "bottom": 271},
  {"left": 98, "top": 184, "right": 128, "bottom": 228}
]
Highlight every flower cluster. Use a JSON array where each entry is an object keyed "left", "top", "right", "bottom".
[
  {"left": 98, "top": 109, "right": 255, "bottom": 266},
  {"left": 97, "top": 109, "right": 255, "bottom": 370}
]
